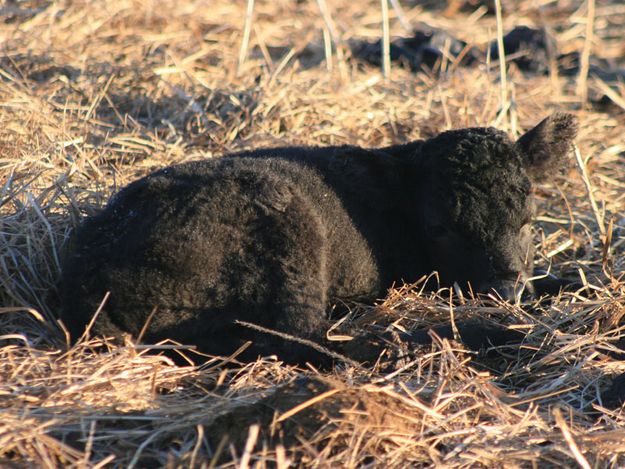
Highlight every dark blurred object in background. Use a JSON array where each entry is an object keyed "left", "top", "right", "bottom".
[
  {"left": 350, "top": 23, "right": 478, "bottom": 74},
  {"left": 489, "top": 26, "right": 557, "bottom": 74}
]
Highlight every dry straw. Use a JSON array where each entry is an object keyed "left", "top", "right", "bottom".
[
  {"left": 1, "top": 0, "right": 625, "bottom": 467},
  {"left": 381, "top": 0, "right": 391, "bottom": 79},
  {"left": 576, "top": 0, "right": 596, "bottom": 104},
  {"left": 493, "top": 0, "right": 509, "bottom": 124}
]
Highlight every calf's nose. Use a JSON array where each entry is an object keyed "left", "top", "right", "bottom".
[{"left": 479, "top": 278, "right": 534, "bottom": 303}]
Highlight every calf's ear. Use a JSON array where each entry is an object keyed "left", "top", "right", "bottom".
[{"left": 515, "top": 112, "right": 578, "bottom": 182}]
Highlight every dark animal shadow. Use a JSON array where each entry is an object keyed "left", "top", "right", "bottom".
[
  {"left": 531, "top": 269, "right": 583, "bottom": 298},
  {"left": 339, "top": 319, "right": 526, "bottom": 374},
  {"left": 349, "top": 23, "right": 625, "bottom": 109},
  {"left": 0, "top": 52, "right": 80, "bottom": 83},
  {"left": 349, "top": 23, "right": 478, "bottom": 75},
  {"left": 601, "top": 373, "right": 625, "bottom": 409}
]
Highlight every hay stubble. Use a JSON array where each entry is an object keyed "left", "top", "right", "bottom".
[{"left": 1, "top": 0, "right": 625, "bottom": 467}]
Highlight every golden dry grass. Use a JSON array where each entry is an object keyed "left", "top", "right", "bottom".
[{"left": 1, "top": 0, "right": 625, "bottom": 467}]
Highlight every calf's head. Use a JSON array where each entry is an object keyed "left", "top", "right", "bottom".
[{"left": 417, "top": 113, "right": 577, "bottom": 301}]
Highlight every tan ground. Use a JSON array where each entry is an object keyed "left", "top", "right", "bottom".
[{"left": 1, "top": 0, "right": 625, "bottom": 467}]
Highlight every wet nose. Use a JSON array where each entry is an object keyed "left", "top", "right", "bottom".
[{"left": 480, "top": 278, "right": 534, "bottom": 303}]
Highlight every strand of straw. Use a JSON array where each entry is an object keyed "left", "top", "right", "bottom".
[
  {"left": 381, "top": 0, "right": 391, "bottom": 79},
  {"left": 553, "top": 408, "right": 592, "bottom": 469},
  {"left": 316, "top": 0, "right": 348, "bottom": 78},
  {"left": 576, "top": 0, "right": 595, "bottom": 104},
  {"left": 322, "top": 24, "right": 333, "bottom": 72},
  {"left": 493, "top": 0, "right": 509, "bottom": 125},
  {"left": 389, "top": 0, "right": 411, "bottom": 32},
  {"left": 237, "top": 0, "right": 255, "bottom": 76},
  {"left": 574, "top": 144, "right": 605, "bottom": 237}
]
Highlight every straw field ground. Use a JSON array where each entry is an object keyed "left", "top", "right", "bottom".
[{"left": 2, "top": 0, "right": 625, "bottom": 467}]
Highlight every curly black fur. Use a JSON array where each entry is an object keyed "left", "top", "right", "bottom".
[{"left": 59, "top": 113, "right": 577, "bottom": 364}]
